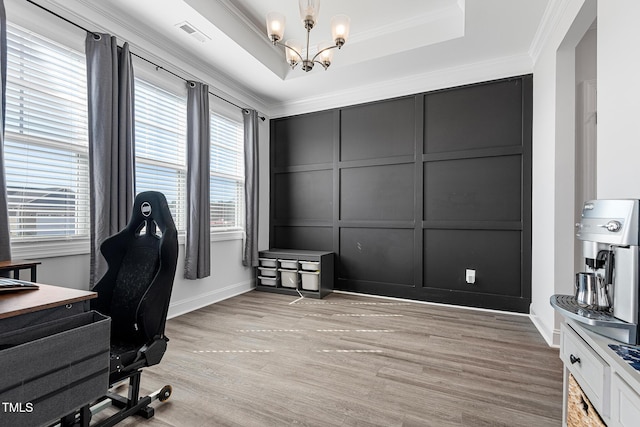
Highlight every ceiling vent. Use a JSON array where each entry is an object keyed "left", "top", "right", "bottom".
[{"left": 176, "top": 21, "right": 210, "bottom": 43}]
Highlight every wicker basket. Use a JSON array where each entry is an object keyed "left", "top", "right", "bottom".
[{"left": 567, "top": 374, "right": 607, "bottom": 427}]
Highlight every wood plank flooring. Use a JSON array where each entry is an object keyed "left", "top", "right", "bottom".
[{"left": 93, "top": 291, "right": 563, "bottom": 426}]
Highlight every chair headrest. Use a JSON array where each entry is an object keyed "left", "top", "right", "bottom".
[{"left": 127, "top": 191, "right": 176, "bottom": 235}]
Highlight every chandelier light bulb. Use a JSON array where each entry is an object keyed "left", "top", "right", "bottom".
[
  {"left": 266, "top": 2, "right": 349, "bottom": 72},
  {"left": 299, "top": 0, "right": 320, "bottom": 29},
  {"left": 318, "top": 41, "right": 334, "bottom": 69},
  {"left": 266, "top": 12, "right": 286, "bottom": 43},
  {"left": 331, "top": 14, "right": 350, "bottom": 47},
  {"left": 285, "top": 40, "right": 303, "bottom": 68}
]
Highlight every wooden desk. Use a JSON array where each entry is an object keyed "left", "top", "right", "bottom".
[
  {"left": 0, "top": 283, "right": 95, "bottom": 319},
  {"left": 0, "top": 259, "right": 42, "bottom": 282},
  {"left": 0, "top": 283, "right": 96, "bottom": 334}
]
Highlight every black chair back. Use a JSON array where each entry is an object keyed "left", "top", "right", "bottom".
[{"left": 91, "top": 191, "right": 178, "bottom": 347}]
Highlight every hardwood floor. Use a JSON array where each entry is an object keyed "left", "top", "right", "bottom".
[{"left": 93, "top": 291, "right": 563, "bottom": 426}]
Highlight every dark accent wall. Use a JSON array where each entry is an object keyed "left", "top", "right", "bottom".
[{"left": 270, "top": 75, "right": 533, "bottom": 312}]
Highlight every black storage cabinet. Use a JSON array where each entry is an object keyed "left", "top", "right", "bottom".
[{"left": 256, "top": 249, "right": 334, "bottom": 299}]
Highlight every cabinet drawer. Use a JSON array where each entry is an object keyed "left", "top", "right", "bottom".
[
  {"left": 258, "top": 257, "right": 277, "bottom": 268},
  {"left": 610, "top": 373, "right": 640, "bottom": 427},
  {"left": 561, "top": 323, "right": 609, "bottom": 413}
]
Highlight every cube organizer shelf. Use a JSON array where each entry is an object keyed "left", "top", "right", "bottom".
[{"left": 256, "top": 249, "right": 334, "bottom": 299}]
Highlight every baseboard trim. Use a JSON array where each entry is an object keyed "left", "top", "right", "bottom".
[
  {"left": 529, "top": 304, "right": 560, "bottom": 348},
  {"left": 333, "top": 290, "right": 530, "bottom": 317},
  {"left": 167, "top": 279, "right": 255, "bottom": 319},
  {"left": 552, "top": 327, "right": 561, "bottom": 347}
]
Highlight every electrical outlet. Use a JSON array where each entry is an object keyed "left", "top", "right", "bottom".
[{"left": 465, "top": 269, "right": 476, "bottom": 284}]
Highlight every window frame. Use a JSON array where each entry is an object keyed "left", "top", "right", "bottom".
[{"left": 4, "top": 21, "right": 91, "bottom": 259}]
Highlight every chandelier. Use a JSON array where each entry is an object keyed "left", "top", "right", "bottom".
[{"left": 265, "top": 0, "right": 351, "bottom": 72}]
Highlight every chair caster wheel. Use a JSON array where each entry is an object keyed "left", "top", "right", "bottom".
[{"left": 159, "top": 385, "right": 172, "bottom": 402}]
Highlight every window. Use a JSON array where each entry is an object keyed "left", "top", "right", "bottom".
[
  {"left": 134, "top": 78, "right": 187, "bottom": 232},
  {"left": 3, "top": 23, "right": 89, "bottom": 241},
  {"left": 210, "top": 112, "right": 244, "bottom": 231},
  {"left": 3, "top": 22, "right": 244, "bottom": 247}
]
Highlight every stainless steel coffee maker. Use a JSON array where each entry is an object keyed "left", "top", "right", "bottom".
[{"left": 551, "top": 199, "right": 640, "bottom": 344}]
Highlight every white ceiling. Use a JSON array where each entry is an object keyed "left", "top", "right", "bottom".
[{"left": 43, "top": 0, "right": 551, "bottom": 117}]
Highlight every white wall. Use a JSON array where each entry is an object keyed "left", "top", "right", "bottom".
[
  {"left": 530, "top": 0, "right": 640, "bottom": 346},
  {"left": 529, "top": 0, "right": 596, "bottom": 346},
  {"left": 15, "top": 254, "right": 91, "bottom": 288},
  {"left": 15, "top": 238, "right": 259, "bottom": 319},
  {"left": 167, "top": 239, "right": 253, "bottom": 318},
  {"left": 597, "top": 1, "right": 640, "bottom": 198},
  {"left": 575, "top": 28, "right": 597, "bottom": 84}
]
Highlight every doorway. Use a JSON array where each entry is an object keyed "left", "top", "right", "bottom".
[{"left": 574, "top": 23, "right": 597, "bottom": 274}]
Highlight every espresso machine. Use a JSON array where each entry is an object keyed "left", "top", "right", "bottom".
[{"left": 551, "top": 199, "right": 640, "bottom": 344}]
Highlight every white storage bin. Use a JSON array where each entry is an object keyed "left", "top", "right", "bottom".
[
  {"left": 259, "top": 258, "right": 277, "bottom": 268},
  {"left": 258, "top": 276, "right": 278, "bottom": 287},
  {"left": 279, "top": 259, "right": 298, "bottom": 270},
  {"left": 300, "top": 270, "right": 319, "bottom": 291},
  {"left": 258, "top": 267, "right": 277, "bottom": 277},
  {"left": 279, "top": 269, "right": 298, "bottom": 288},
  {"left": 299, "top": 260, "right": 320, "bottom": 271}
]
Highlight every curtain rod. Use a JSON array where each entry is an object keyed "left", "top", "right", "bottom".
[{"left": 25, "top": 0, "right": 266, "bottom": 121}]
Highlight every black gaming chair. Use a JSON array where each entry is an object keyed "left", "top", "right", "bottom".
[{"left": 82, "top": 191, "right": 178, "bottom": 426}]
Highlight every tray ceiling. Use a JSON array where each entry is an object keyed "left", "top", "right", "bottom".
[{"left": 40, "top": 0, "right": 551, "bottom": 116}]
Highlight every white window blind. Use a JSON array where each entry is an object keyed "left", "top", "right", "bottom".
[
  {"left": 3, "top": 24, "right": 89, "bottom": 241},
  {"left": 134, "top": 78, "right": 187, "bottom": 232},
  {"left": 210, "top": 113, "right": 244, "bottom": 231}
]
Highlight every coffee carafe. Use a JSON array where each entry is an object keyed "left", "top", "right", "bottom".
[
  {"left": 575, "top": 271, "right": 608, "bottom": 309},
  {"left": 575, "top": 241, "right": 614, "bottom": 310}
]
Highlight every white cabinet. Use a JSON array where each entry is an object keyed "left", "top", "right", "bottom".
[
  {"left": 560, "top": 321, "right": 640, "bottom": 427},
  {"left": 610, "top": 373, "right": 640, "bottom": 427},
  {"left": 561, "top": 323, "right": 609, "bottom": 415}
]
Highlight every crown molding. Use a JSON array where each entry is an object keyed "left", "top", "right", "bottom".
[
  {"left": 349, "top": 2, "right": 464, "bottom": 46},
  {"left": 184, "top": 0, "right": 286, "bottom": 80},
  {"left": 216, "top": 0, "right": 282, "bottom": 57},
  {"left": 215, "top": 0, "right": 266, "bottom": 42},
  {"left": 269, "top": 53, "right": 533, "bottom": 118},
  {"left": 528, "top": 0, "right": 570, "bottom": 64}
]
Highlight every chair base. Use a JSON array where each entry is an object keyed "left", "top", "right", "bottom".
[{"left": 57, "top": 370, "right": 171, "bottom": 427}]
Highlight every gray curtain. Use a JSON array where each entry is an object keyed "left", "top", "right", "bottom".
[
  {"left": 242, "top": 109, "right": 259, "bottom": 267},
  {"left": 86, "top": 33, "right": 135, "bottom": 285},
  {"left": 0, "top": 0, "right": 11, "bottom": 262},
  {"left": 185, "top": 81, "right": 210, "bottom": 279}
]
